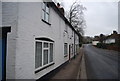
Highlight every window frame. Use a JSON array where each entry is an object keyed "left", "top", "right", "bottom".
[
  {"left": 64, "top": 43, "right": 68, "bottom": 57},
  {"left": 42, "top": 2, "right": 51, "bottom": 25},
  {"left": 35, "top": 40, "right": 54, "bottom": 72},
  {"left": 72, "top": 44, "right": 74, "bottom": 55},
  {"left": 65, "top": 24, "right": 68, "bottom": 33}
]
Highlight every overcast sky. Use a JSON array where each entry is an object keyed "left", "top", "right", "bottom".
[
  {"left": 2, "top": 0, "right": 119, "bottom": 37},
  {"left": 58, "top": 0, "right": 118, "bottom": 37},
  {"left": 82, "top": 2, "right": 118, "bottom": 37}
]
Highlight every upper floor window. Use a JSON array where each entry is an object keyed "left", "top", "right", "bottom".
[
  {"left": 42, "top": 2, "right": 50, "bottom": 23},
  {"left": 72, "top": 30, "right": 73, "bottom": 37},
  {"left": 65, "top": 25, "right": 68, "bottom": 33}
]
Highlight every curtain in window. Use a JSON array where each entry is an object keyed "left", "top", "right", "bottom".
[{"left": 35, "top": 42, "right": 42, "bottom": 68}]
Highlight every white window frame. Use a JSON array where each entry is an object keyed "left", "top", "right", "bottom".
[
  {"left": 42, "top": 2, "right": 50, "bottom": 23},
  {"left": 65, "top": 24, "right": 68, "bottom": 33},
  {"left": 35, "top": 40, "right": 54, "bottom": 71},
  {"left": 64, "top": 43, "right": 68, "bottom": 56},
  {"left": 70, "top": 44, "right": 72, "bottom": 54}
]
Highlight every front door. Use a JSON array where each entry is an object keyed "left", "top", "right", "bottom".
[
  {"left": 0, "top": 27, "right": 11, "bottom": 81},
  {"left": 2, "top": 38, "right": 6, "bottom": 80},
  {"left": 69, "top": 45, "right": 71, "bottom": 61}
]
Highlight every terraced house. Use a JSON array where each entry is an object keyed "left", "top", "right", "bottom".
[{"left": 1, "top": 0, "right": 80, "bottom": 80}]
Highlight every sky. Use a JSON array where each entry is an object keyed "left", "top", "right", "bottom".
[
  {"left": 1, "top": 0, "right": 119, "bottom": 37},
  {"left": 82, "top": 2, "right": 118, "bottom": 37},
  {"left": 56, "top": 0, "right": 119, "bottom": 37}
]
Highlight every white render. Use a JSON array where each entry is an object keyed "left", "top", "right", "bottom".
[
  {"left": 118, "top": 1, "right": 120, "bottom": 34},
  {"left": 92, "top": 41, "right": 99, "bottom": 45},
  {"left": 105, "top": 39, "right": 115, "bottom": 44},
  {"left": 0, "top": 3, "right": 1, "bottom": 31},
  {"left": 2, "top": 2, "right": 80, "bottom": 79}
]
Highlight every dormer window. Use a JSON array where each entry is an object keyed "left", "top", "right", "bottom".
[{"left": 42, "top": 2, "right": 50, "bottom": 23}]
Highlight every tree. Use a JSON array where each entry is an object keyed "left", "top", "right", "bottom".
[
  {"left": 99, "top": 34, "right": 106, "bottom": 43},
  {"left": 66, "top": 1, "right": 86, "bottom": 35}
]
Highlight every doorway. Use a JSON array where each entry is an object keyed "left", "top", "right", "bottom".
[
  {"left": 0, "top": 27, "right": 11, "bottom": 81},
  {"left": 69, "top": 45, "right": 71, "bottom": 61}
]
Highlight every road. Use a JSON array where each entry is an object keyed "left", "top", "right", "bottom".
[{"left": 83, "top": 44, "right": 119, "bottom": 79}]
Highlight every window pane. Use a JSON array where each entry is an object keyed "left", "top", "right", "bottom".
[
  {"left": 64, "top": 43, "right": 68, "bottom": 55},
  {"left": 43, "top": 50, "right": 48, "bottom": 65},
  {"left": 70, "top": 45, "right": 72, "bottom": 54},
  {"left": 42, "top": 3, "right": 45, "bottom": 10},
  {"left": 35, "top": 42, "right": 42, "bottom": 68},
  {"left": 50, "top": 43, "right": 53, "bottom": 62},
  {"left": 42, "top": 2, "right": 49, "bottom": 22},
  {"left": 46, "top": 6, "right": 49, "bottom": 13},
  {"left": 45, "top": 13, "right": 49, "bottom": 22},
  {"left": 44, "top": 43, "right": 48, "bottom": 48},
  {"left": 42, "top": 10, "right": 45, "bottom": 20},
  {"left": 72, "top": 44, "right": 74, "bottom": 54}
]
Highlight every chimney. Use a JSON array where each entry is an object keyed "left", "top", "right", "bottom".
[
  {"left": 57, "top": 3, "right": 60, "bottom": 8},
  {"left": 113, "top": 31, "right": 117, "bottom": 34},
  {"left": 57, "top": 3, "right": 65, "bottom": 15}
]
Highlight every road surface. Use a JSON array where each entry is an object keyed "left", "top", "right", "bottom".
[{"left": 83, "top": 44, "right": 119, "bottom": 79}]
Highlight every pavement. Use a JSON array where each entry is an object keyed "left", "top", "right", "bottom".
[
  {"left": 79, "top": 54, "right": 87, "bottom": 79},
  {"left": 50, "top": 47, "right": 87, "bottom": 80},
  {"left": 83, "top": 44, "right": 119, "bottom": 79}
]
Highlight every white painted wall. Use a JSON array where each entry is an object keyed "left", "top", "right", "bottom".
[
  {"left": 118, "top": 2, "right": 120, "bottom": 34},
  {"left": 0, "top": 3, "right": 1, "bottom": 79},
  {"left": 0, "top": 4, "right": 1, "bottom": 79},
  {"left": 105, "top": 39, "right": 115, "bottom": 44},
  {"left": 2, "top": 2, "right": 19, "bottom": 79},
  {"left": 3, "top": 2, "right": 79, "bottom": 79},
  {"left": 0, "top": 2, "right": 2, "bottom": 27},
  {"left": 92, "top": 41, "right": 99, "bottom": 45}
]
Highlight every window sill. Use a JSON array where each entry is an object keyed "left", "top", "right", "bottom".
[
  {"left": 64, "top": 30, "right": 68, "bottom": 33},
  {"left": 64, "top": 54, "right": 68, "bottom": 57},
  {"left": 42, "top": 19, "right": 51, "bottom": 25},
  {"left": 35, "top": 62, "right": 55, "bottom": 74}
]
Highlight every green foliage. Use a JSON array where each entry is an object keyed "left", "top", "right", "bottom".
[{"left": 96, "top": 43, "right": 107, "bottom": 49}]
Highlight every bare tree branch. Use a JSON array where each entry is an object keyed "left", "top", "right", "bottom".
[{"left": 66, "top": 1, "right": 86, "bottom": 36}]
